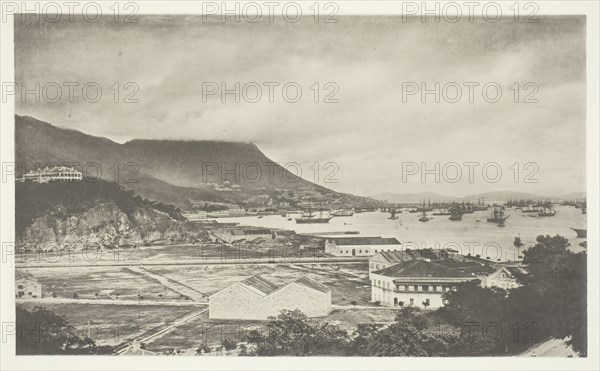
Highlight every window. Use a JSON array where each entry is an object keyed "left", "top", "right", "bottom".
[
  {"left": 410, "top": 298, "right": 414, "bottom": 306},
  {"left": 433, "top": 286, "right": 437, "bottom": 292},
  {"left": 387, "top": 282, "right": 390, "bottom": 289},
  {"left": 370, "top": 263, "right": 374, "bottom": 268},
  {"left": 422, "top": 285, "right": 429, "bottom": 292},
  {"left": 404, "top": 285, "right": 409, "bottom": 291},
  {"left": 376, "top": 264, "right": 380, "bottom": 269},
  {"left": 413, "top": 285, "right": 419, "bottom": 291},
  {"left": 377, "top": 280, "right": 380, "bottom": 287},
  {"left": 18, "top": 285, "right": 23, "bottom": 289},
  {"left": 359, "top": 250, "right": 362, "bottom": 254}
]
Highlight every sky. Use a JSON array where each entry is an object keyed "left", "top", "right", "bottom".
[{"left": 14, "top": 15, "right": 586, "bottom": 197}]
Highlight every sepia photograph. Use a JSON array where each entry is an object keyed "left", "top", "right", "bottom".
[{"left": 0, "top": 1, "right": 598, "bottom": 370}]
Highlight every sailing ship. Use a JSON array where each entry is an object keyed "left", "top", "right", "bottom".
[
  {"left": 448, "top": 209, "right": 464, "bottom": 221},
  {"left": 389, "top": 210, "right": 399, "bottom": 220},
  {"left": 418, "top": 210, "right": 430, "bottom": 222},
  {"left": 487, "top": 207, "right": 509, "bottom": 224},
  {"left": 570, "top": 228, "right": 587, "bottom": 238},
  {"left": 295, "top": 209, "right": 333, "bottom": 224}
]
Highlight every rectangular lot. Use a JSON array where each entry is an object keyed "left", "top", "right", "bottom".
[{"left": 16, "top": 302, "right": 197, "bottom": 347}]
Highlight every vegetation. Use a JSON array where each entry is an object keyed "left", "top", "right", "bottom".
[
  {"left": 15, "top": 307, "right": 113, "bottom": 355},
  {"left": 16, "top": 180, "right": 185, "bottom": 236},
  {"left": 243, "top": 235, "right": 586, "bottom": 357}
]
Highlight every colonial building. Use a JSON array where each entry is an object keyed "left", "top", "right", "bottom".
[
  {"left": 369, "top": 249, "right": 449, "bottom": 272},
  {"left": 18, "top": 166, "right": 82, "bottom": 183},
  {"left": 370, "top": 258, "right": 483, "bottom": 309},
  {"left": 324, "top": 237, "right": 402, "bottom": 256},
  {"left": 481, "top": 265, "right": 528, "bottom": 290},
  {"left": 209, "top": 275, "right": 331, "bottom": 320},
  {"left": 15, "top": 269, "right": 42, "bottom": 298}
]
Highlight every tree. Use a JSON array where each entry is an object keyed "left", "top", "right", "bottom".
[
  {"left": 196, "top": 342, "right": 211, "bottom": 355},
  {"left": 16, "top": 307, "right": 113, "bottom": 355},
  {"left": 243, "top": 310, "right": 349, "bottom": 356},
  {"left": 221, "top": 339, "right": 237, "bottom": 353},
  {"left": 513, "top": 235, "right": 587, "bottom": 355}
]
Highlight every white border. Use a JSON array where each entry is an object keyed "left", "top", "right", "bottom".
[{"left": 1, "top": 1, "right": 598, "bottom": 370}]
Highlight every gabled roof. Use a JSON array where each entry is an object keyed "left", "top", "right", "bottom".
[
  {"left": 293, "top": 276, "right": 330, "bottom": 293},
  {"left": 216, "top": 274, "right": 330, "bottom": 298},
  {"left": 373, "top": 259, "right": 473, "bottom": 278},
  {"left": 329, "top": 237, "right": 401, "bottom": 246},
  {"left": 238, "top": 275, "right": 280, "bottom": 295},
  {"left": 436, "top": 260, "right": 497, "bottom": 275},
  {"left": 376, "top": 250, "right": 419, "bottom": 264},
  {"left": 15, "top": 269, "right": 38, "bottom": 283},
  {"left": 502, "top": 266, "right": 529, "bottom": 277},
  {"left": 375, "top": 249, "right": 446, "bottom": 264}
]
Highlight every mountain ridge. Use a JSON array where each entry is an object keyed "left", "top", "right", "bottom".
[{"left": 15, "top": 114, "right": 369, "bottom": 209}]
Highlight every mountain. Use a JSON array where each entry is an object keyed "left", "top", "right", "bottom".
[
  {"left": 370, "top": 192, "right": 456, "bottom": 203},
  {"left": 371, "top": 190, "right": 570, "bottom": 203},
  {"left": 15, "top": 115, "right": 362, "bottom": 209}
]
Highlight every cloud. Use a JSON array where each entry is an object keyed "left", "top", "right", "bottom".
[{"left": 15, "top": 16, "right": 586, "bottom": 196}]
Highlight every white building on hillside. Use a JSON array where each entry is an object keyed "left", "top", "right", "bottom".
[
  {"left": 209, "top": 275, "right": 331, "bottom": 320},
  {"left": 18, "top": 166, "right": 82, "bottom": 183},
  {"left": 325, "top": 237, "right": 402, "bottom": 256}
]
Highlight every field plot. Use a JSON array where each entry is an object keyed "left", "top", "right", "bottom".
[
  {"left": 16, "top": 302, "right": 197, "bottom": 346},
  {"left": 16, "top": 243, "right": 326, "bottom": 267},
  {"left": 29, "top": 267, "right": 186, "bottom": 301},
  {"left": 144, "top": 262, "right": 372, "bottom": 305},
  {"left": 144, "top": 311, "right": 263, "bottom": 352}
]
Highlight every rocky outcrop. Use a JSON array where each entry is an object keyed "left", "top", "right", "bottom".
[{"left": 17, "top": 201, "right": 208, "bottom": 252}]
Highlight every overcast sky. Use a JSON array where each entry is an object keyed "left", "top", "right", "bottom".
[{"left": 15, "top": 15, "right": 586, "bottom": 197}]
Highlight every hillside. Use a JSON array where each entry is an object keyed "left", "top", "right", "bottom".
[
  {"left": 15, "top": 115, "right": 354, "bottom": 209},
  {"left": 16, "top": 180, "right": 209, "bottom": 251}
]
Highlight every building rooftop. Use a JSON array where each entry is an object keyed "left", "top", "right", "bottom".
[
  {"left": 329, "top": 237, "right": 401, "bottom": 246},
  {"left": 502, "top": 265, "right": 529, "bottom": 277},
  {"left": 15, "top": 269, "right": 38, "bottom": 283},
  {"left": 436, "top": 260, "right": 497, "bottom": 276},
  {"left": 293, "top": 276, "right": 331, "bottom": 293},
  {"left": 373, "top": 259, "right": 474, "bottom": 278},
  {"left": 376, "top": 250, "right": 419, "bottom": 264},
  {"left": 239, "top": 275, "right": 280, "bottom": 295},
  {"left": 375, "top": 249, "right": 447, "bottom": 264},
  {"left": 225, "top": 274, "right": 330, "bottom": 297}
]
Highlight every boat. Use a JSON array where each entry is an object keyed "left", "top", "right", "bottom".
[
  {"left": 448, "top": 211, "right": 463, "bottom": 221},
  {"left": 433, "top": 209, "right": 451, "bottom": 216},
  {"left": 331, "top": 209, "right": 354, "bottom": 217},
  {"left": 487, "top": 207, "right": 509, "bottom": 224},
  {"left": 537, "top": 207, "right": 557, "bottom": 217},
  {"left": 570, "top": 228, "right": 587, "bottom": 238},
  {"left": 418, "top": 210, "right": 430, "bottom": 222},
  {"left": 295, "top": 209, "right": 332, "bottom": 224},
  {"left": 388, "top": 210, "right": 399, "bottom": 220}
]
